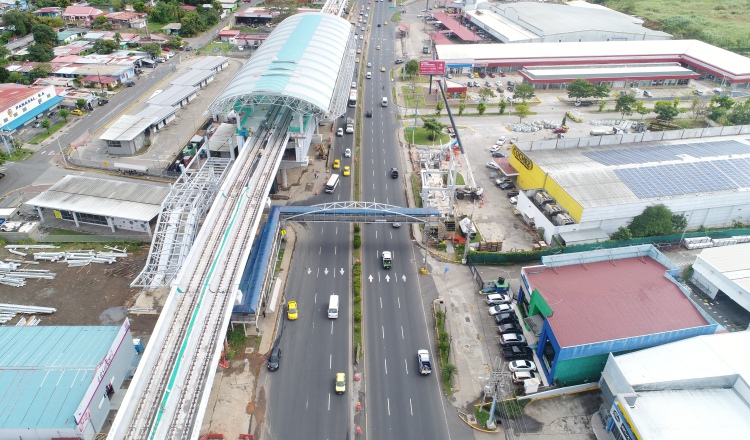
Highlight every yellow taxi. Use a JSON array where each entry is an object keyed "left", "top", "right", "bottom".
[
  {"left": 383, "top": 21, "right": 388, "bottom": 25},
  {"left": 71, "top": 109, "right": 84, "bottom": 116},
  {"left": 333, "top": 159, "right": 340, "bottom": 169},
  {"left": 287, "top": 300, "right": 298, "bottom": 320},
  {"left": 380, "top": 66, "right": 385, "bottom": 72},
  {"left": 357, "top": 48, "right": 362, "bottom": 54},
  {"left": 359, "top": 35, "right": 364, "bottom": 40},
  {"left": 343, "top": 166, "right": 350, "bottom": 176},
  {"left": 335, "top": 372, "right": 346, "bottom": 394},
  {"left": 376, "top": 45, "right": 381, "bottom": 50},
  {"left": 355, "top": 57, "right": 360, "bottom": 63}
]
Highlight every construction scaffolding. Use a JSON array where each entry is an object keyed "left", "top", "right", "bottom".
[{"left": 131, "top": 156, "right": 234, "bottom": 288}]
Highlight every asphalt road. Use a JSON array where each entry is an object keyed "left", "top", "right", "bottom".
[{"left": 358, "top": 2, "right": 453, "bottom": 439}]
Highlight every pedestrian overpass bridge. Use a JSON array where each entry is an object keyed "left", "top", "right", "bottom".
[{"left": 280, "top": 202, "right": 440, "bottom": 223}]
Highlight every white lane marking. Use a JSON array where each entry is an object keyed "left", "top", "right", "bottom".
[
  {"left": 321, "top": 226, "right": 324, "bottom": 234},
  {"left": 375, "top": 230, "right": 378, "bottom": 239},
  {"left": 382, "top": 326, "right": 385, "bottom": 339},
  {"left": 410, "top": 399, "right": 413, "bottom": 416},
  {"left": 390, "top": 231, "right": 393, "bottom": 240},
  {"left": 331, "top": 321, "right": 334, "bottom": 334},
  {"left": 382, "top": 148, "right": 385, "bottom": 154},
  {"left": 317, "top": 267, "right": 320, "bottom": 277},
  {"left": 335, "top": 246, "right": 337, "bottom": 255},
  {"left": 387, "top": 398, "right": 391, "bottom": 415},
  {"left": 384, "top": 358, "right": 388, "bottom": 375},
  {"left": 373, "top": 183, "right": 375, "bottom": 189},
  {"left": 373, "top": 170, "right": 375, "bottom": 176},
  {"left": 385, "top": 183, "right": 387, "bottom": 190},
  {"left": 315, "top": 292, "right": 317, "bottom": 303},
  {"left": 404, "top": 358, "right": 408, "bottom": 374},
  {"left": 336, "top": 226, "right": 338, "bottom": 235},
  {"left": 319, "top": 246, "right": 322, "bottom": 255},
  {"left": 398, "top": 297, "right": 401, "bottom": 309},
  {"left": 394, "top": 272, "right": 397, "bottom": 283},
  {"left": 328, "top": 393, "right": 331, "bottom": 411},
  {"left": 378, "top": 272, "right": 381, "bottom": 282},
  {"left": 330, "top": 353, "right": 332, "bottom": 369},
  {"left": 386, "top": 197, "right": 389, "bottom": 204},
  {"left": 401, "top": 325, "right": 404, "bottom": 338},
  {"left": 380, "top": 296, "right": 383, "bottom": 308}
]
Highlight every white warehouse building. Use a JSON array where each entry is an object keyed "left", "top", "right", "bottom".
[
  {"left": 507, "top": 134, "right": 750, "bottom": 245},
  {"left": 690, "top": 243, "right": 750, "bottom": 314}
]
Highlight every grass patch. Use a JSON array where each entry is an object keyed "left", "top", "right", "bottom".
[
  {"left": 401, "top": 85, "right": 426, "bottom": 108},
  {"left": 274, "top": 247, "right": 285, "bottom": 274},
  {"left": 390, "top": 12, "right": 401, "bottom": 22},
  {"left": 28, "top": 121, "right": 67, "bottom": 145},
  {"left": 202, "top": 41, "right": 232, "bottom": 55},
  {"left": 435, "top": 309, "right": 455, "bottom": 396},
  {"left": 475, "top": 407, "right": 491, "bottom": 428},
  {"left": 455, "top": 172, "right": 465, "bottom": 186},
  {"left": 352, "top": 260, "right": 362, "bottom": 360},
  {"left": 411, "top": 173, "right": 422, "bottom": 207},
  {"left": 410, "top": 127, "right": 450, "bottom": 146},
  {"left": 0, "top": 148, "right": 34, "bottom": 162}
]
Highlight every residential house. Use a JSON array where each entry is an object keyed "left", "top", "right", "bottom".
[
  {"left": 57, "top": 29, "right": 84, "bottom": 44},
  {"left": 218, "top": 29, "right": 240, "bottom": 45},
  {"left": 104, "top": 11, "right": 147, "bottom": 29},
  {"left": 62, "top": 5, "right": 104, "bottom": 22},
  {"left": 161, "top": 23, "right": 182, "bottom": 35},
  {"left": 6, "top": 34, "right": 35, "bottom": 57},
  {"left": 35, "top": 7, "right": 62, "bottom": 17}
]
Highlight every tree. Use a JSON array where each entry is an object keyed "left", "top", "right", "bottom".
[
  {"left": 671, "top": 214, "right": 687, "bottom": 233},
  {"left": 515, "top": 103, "right": 532, "bottom": 122},
  {"left": 0, "top": 46, "right": 10, "bottom": 66},
  {"left": 133, "top": 1, "right": 147, "bottom": 13},
  {"left": 0, "top": 67, "right": 9, "bottom": 83},
  {"left": 513, "top": 84, "right": 535, "bottom": 103},
  {"left": 593, "top": 84, "right": 611, "bottom": 99},
  {"left": 726, "top": 99, "right": 750, "bottom": 125},
  {"left": 435, "top": 99, "right": 444, "bottom": 116},
  {"left": 41, "top": 117, "right": 51, "bottom": 133},
  {"left": 498, "top": 99, "right": 507, "bottom": 115},
  {"left": 477, "top": 101, "right": 486, "bottom": 115},
  {"left": 422, "top": 118, "right": 446, "bottom": 141},
  {"left": 26, "top": 44, "right": 55, "bottom": 62},
  {"left": 59, "top": 108, "right": 69, "bottom": 122},
  {"left": 56, "top": 0, "right": 71, "bottom": 7},
  {"left": 2, "top": 10, "right": 34, "bottom": 36},
  {"left": 689, "top": 97, "right": 708, "bottom": 122},
  {"left": 93, "top": 39, "right": 118, "bottom": 54},
  {"left": 478, "top": 87, "right": 495, "bottom": 102},
  {"left": 111, "top": 0, "right": 125, "bottom": 11},
  {"left": 711, "top": 95, "right": 735, "bottom": 110},
  {"left": 598, "top": 100, "right": 607, "bottom": 112},
  {"left": 458, "top": 100, "right": 466, "bottom": 116},
  {"left": 76, "top": 99, "right": 86, "bottom": 110},
  {"left": 32, "top": 24, "right": 57, "bottom": 46},
  {"left": 567, "top": 79, "right": 596, "bottom": 99},
  {"left": 628, "top": 204, "right": 674, "bottom": 237},
  {"left": 615, "top": 94, "right": 637, "bottom": 119},
  {"left": 635, "top": 101, "right": 650, "bottom": 120},
  {"left": 708, "top": 95, "right": 734, "bottom": 122},
  {"left": 140, "top": 43, "right": 162, "bottom": 59},
  {"left": 179, "top": 10, "right": 202, "bottom": 37},
  {"left": 93, "top": 15, "right": 107, "bottom": 27},
  {"left": 610, "top": 226, "right": 633, "bottom": 241},
  {"left": 113, "top": 33, "right": 123, "bottom": 46},
  {"left": 653, "top": 100, "right": 679, "bottom": 121},
  {"left": 150, "top": 1, "right": 178, "bottom": 23},
  {"left": 28, "top": 63, "right": 52, "bottom": 81},
  {"left": 7, "top": 72, "right": 27, "bottom": 84},
  {"left": 404, "top": 59, "right": 419, "bottom": 77},
  {"left": 266, "top": 0, "right": 299, "bottom": 23}
]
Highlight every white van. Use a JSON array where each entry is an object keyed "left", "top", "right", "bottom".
[
  {"left": 328, "top": 294, "right": 339, "bottom": 318},
  {"left": 381, "top": 96, "right": 388, "bottom": 107},
  {"left": 324, "top": 174, "right": 340, "bottom": 193}
]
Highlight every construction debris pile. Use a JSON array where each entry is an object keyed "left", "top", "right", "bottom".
[
  {"left": 1, "top": 245, "right": 129, "bottom": 287},
  {"left": 0, "top": 303, "right": 56, "bottom": 325}
]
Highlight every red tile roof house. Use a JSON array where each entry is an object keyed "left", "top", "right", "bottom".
[
  {"left": 62, "top": 6, "right": 105, "bottom": 23},
  {"left": 104, "top": 11, "right": 147, "bottom": 29},
  {"left": 517, "top": 245, "right": 720, "bottom": 387}
]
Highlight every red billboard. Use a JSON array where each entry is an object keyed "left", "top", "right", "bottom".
[{"left": 419, "top": 60, "right": 446, "bottom": 75}]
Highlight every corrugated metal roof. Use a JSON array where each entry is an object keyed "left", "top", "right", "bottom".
[
  {"left": 0, "top": 326, "right": 118, "bottom": 429},
  {"left": 25, "top": 175, "right": 169, "bottom": 222},
  {"left": 188, "top": 56, "right": 229, "bottom": 71},
  {"left": 99, "top": 115, "right": 155, "bottom": 141},
  {"left": 694, "top": 243, "right": 750, "bottom": 292},
  {"left": 614, "top": 332, "right": 750, "bottom": 439},
  {"left": 146, "top": 85, "right": 197, "bottom": 107},
  {"left": 525, "top": 256, "right": 709, "bottom": 347},
  {"left": 169, "top": 69, "right": 215, "bottom": 87}
]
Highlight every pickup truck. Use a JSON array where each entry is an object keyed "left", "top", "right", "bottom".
[
  {"left": 382, "top": 251, "right": 392, "bottom": 269},
  {"left": 345, "top": 117, "right": 354, "bottom": 134},
  {"left": 417, "top": 350, "right": 432, "bottom": 375}
]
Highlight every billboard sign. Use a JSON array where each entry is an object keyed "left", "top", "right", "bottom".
[{"left": 419, "top": 60, "right": 446, "bottom": 75}]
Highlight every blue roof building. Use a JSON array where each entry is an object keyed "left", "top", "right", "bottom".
[{"left": 0, "top": 321, "right": 137, "bottom": 440}]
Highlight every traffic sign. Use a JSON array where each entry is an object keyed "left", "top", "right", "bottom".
[{"left": 405, "top": 126, "right": 415, "bottom": 130}]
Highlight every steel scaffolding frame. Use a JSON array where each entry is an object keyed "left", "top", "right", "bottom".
[{"left": 131, "top": 157, "right": 234, "bottom": 288}]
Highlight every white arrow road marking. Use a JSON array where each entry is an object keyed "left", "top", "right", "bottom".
[
  {"left": 324, "top": 268, "right": 329, "bottom": 275},
  {"left": 368, "top": 275, "right": 374, "bottom": 282},
  {"left": 402, "top": 274, "right": 406, "bottom": 282},
  {"left": 307, "top": 268, "right": 311, "bottom": 275},
  {"left": 385, "top": 275, "right": 390, "bottom": 282},
  {"left": 340, "top": 268, "right": 345, "bottom": 275}
]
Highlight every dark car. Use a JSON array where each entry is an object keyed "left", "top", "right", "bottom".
[
  {"left": 126, "top": 81, "right": 135, "bottom": 87},
  {"left": 395, "top": 59, "right": 405, "bottom": 64},
  {"left": 390, "top": 167, "right": 399, "bottom": 178},
  {"left": 507, "top": 190, "right": 519, "bottom": 198},
  {"left": 478, "top": 72, "right": 486, "bottom": 78},
  {"left": 98, "top": 99, "right": 109, "bottom": 106},
  {"left": 494, "top": 312, "right": 518, "bottom": 325},
  {"left": 496, "top": 86, "right": 504, "bottom": 93},
  {"left": 499, "top": 182, "right": 515, "bottom": 190},
  {"left": 502, "top": 345, "right": 534, "bottom": 361},
  {"left": 507, "top": 80, "right": 515, "bottom": 86},
  {"left": 492, "top": 152, "right": 505, "bottom": 158},
  {"left": 498, "top": 322, "right": 523, "bottom": 334},
  {"left": 366, "top": 110, "right": 372, "bottom": 117},
  {"left": 267, "top": 347, "right": 281, "bottom": 371}
]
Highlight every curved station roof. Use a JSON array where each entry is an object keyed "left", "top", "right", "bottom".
[{"left": 208, "top": 13, "right": 354, "bottom": 118}]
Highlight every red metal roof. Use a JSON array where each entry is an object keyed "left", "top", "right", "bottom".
[
  {"left": 430, "top": 12, "right": 481, "bottom": 43},
  {"left": 429, "top": 31, "right": 453, "bottom": 45},
  {"left": 81, "top": 75, "right": 117, "bottom": 84},
  {"left": 493, "top": 157, "right": 518, "bottom": 177},
  {"left": 525, "top": 256, "right": 709, "bottom": 347}
]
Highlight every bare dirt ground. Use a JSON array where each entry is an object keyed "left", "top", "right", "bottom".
[{"left": 0, "top": 245, "right": 158, "bottom": 338}]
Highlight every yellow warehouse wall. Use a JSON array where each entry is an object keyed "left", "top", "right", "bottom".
[{"left": 509, "top": 146, "right": 584, "bottom": 222}]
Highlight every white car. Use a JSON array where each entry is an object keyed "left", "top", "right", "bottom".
[
  {"left": 336, "top": 128, "right": 344, "bottom": 136},
  {"left": 344, "top": 148, "right": 351, "bottom": 158},
  {"left": 446, "top": 73, "right": 452, "bottom": 79},
  {"left": 367, "top": 62, "right": 372, "bottom": 68},
  {"left": 490, "top": 145, "right": 501, "bottom": 152},
  {"left": 486, "top": 161, "right": 501, "bottom": 171},
  {"left": 351, "top": 82, "right": 357, "bottom": 89},
  {"left": 497, "top": 136, "right": 506, "bottom": 145},
  {"left": 366, "top": 72, "right": 372, "bottom": 79},
  {"left": 510, "top": 136, "right": 518, "bottom": 143},
  {"left": 485, "top": 294, "right": 511, "bottom": 305},
  {"left": 509, "top": 196, "right": 518, "bottom": 205},
  {"left": 489, "top": 304, "right": 512, "bottom": 316},
  {"left": 508, "top": 360, "right": 537, "bottom": 373}
]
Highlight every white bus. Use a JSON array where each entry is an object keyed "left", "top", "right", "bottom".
[
  {"left": 348, "top": 90, "right": 357, "bottom": 107},
  {"left": 324, "top": 174, "right": 340, "bottom": 193},
  {"left": 328, "top": 295, "right": 339, "bottom": 318}
]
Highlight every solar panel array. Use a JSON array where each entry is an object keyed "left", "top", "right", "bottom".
[
  {"left": 582, "top": 140, "right": 750, "bottom": 166},
  {"left": 614, "top": 157, "right": 750, "bottom": 199}
]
